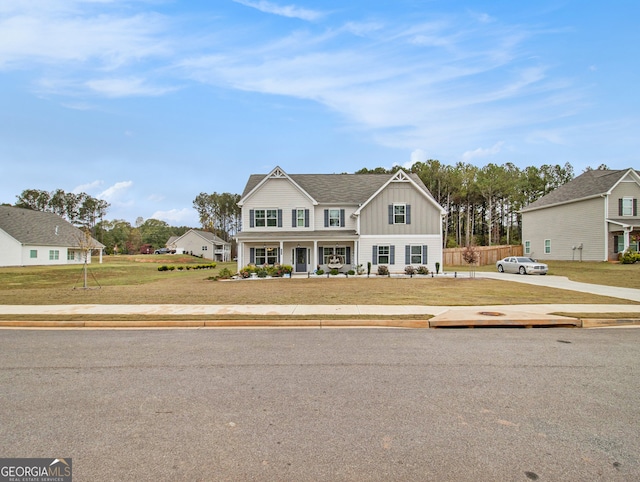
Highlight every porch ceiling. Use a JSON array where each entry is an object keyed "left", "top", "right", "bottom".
[{"left": 236, "top": 230, "right": 358, "bottom": 242}]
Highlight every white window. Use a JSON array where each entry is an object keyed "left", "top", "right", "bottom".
[
  {"left": 49, "top": 250, "right": 59, "bottom": 260},
  {"left": 296, "top": 209, "right": 305, "bottom": 227},
  {"left": 30, "top": 250, "right": 37, "bottom": 259},
  {"left": 544, "top": 239, "right": 551, "bottom": 254},
  {"left": 255, "top": 247, "right": 278, "bottom": 265},
  {"left": 323, "top": 246, "right": 346, "bottom": 264},
  {"left": 254, "top": 209, "right": 278, "bottom": 227},
  {"left": 67, "top": 251, "right": 75, "bottom": 261},
  {"left": 410, "top": 245, "right": 423, "bottom": 264},
  {"left": 622, "top": 197, "right": 633, "bottom": 216},
  {"left": 394, "top": 204, "right": 406, "bottom": 224},
  {"left": 329, "top": 209, "right": 341, "bottom": 227},
  {"left": 378, "top": 245, "right": 390, "bottom": 264},
  {"left": 524, "top": 241, "right": 531, "bottom": 255}
]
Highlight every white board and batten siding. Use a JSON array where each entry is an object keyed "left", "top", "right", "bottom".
[
  {"left": 522, "top": 197, "right": 606, "bottom": 261},
  {"left": 359, "top": 235, "right": 443, "bottom": 274}
]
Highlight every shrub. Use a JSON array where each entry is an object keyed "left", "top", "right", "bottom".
[
  {"left": 417, "top": 265, "right": 429, "bottom": 275},
  {"left": 619, "top": 250, "right": 640, "bottom": 264},
  {"left": 347, "top": 269, "right": 355, "bottom": 275},
  {"left": 405, "top": 265, "right": 416, "bottom": 276},
  {"left": 330, "top": 268, "right": 340, "bottom": 276},
  {"left": 239, "top": 264, "right": 257, "bottom": 278},
  {"left": 367, "top": 262, "right": 371, "bottom": 276},
  {"left": 217, "top": 267, "right": 234, "bottom": 279},
  {"left": 435, "top": 262, "right": 440, "bottom": 274},
  {"left": 356, "top": 264, "right": 365, "bottom": 275},
  {"left": 377, "top": 265, "right": 389, "bottom": 276},
  {"left": 316, "top": 269, "right": 325, "bottom": 275},
  {"left": 158, "top": 265, "right": 169, "bottom": 272},
  {"left": 256, "top": 267, "right": 268, "bottom": 278}
]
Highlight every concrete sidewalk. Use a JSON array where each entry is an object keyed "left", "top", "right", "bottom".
[{"left": 0, "top": 303, "right": 638, "bottom": 329}]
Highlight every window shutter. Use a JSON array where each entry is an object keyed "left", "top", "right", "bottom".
[
  {"left": 292, "top": 209, "right": 296, "bottom": 228},
  {"left": 614, "top": 236, "right": 619, "bottom": 253},
  {"left": 249, "top": 209, "right": 254, "bottom": 228},
  {"left": 390, "top": 245, "right": 395, "bottom": 265},
  {"left": 406, "top": 205, "right": 411, "bottom": 224},
  {"left": 277, "top": 209, "right": 282, "bottom": 228},
  {"left": 305, "top": 209, "right": 310, "bottom": 227},
  {"left": 388, "top": 205, "right": 393, "bottom": 224},
  {"left": 318, "top": 247, "right": 323, "bottom": 264},
  {"left": 634, "top": 198, "right": 638, "bottom": 216},
  {"left": 340, "top": 209, "right": 345, "bottom": 227},
  {"left": 619, "top": 198, "right": 623, "bottom": 216},
  {"left": 405, "top": 245, "right": 410, "bottom": 264},
  {"left": 372, "top": 245, "right": 378, "bottom": 265},
  {"left": 346, "top": 247, "right": 351, "bottom": 264},
  {"left": 324, "top": 209, "right": 329, "bottom": 227},
  {"left": 250, "top": 247, "right": 255, "bottom": 264},
  {"left": 422, "top": 245, "right": 428, "bottom": 264}
]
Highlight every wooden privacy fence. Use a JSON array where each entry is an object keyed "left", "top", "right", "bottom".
[{"left": 443, "top": 245, "right": 523, "bottom": 266}]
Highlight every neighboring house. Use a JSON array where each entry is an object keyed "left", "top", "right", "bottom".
[
  {"left": 521, "top": 168, "right": 640, "bottom": 261},
  {"left": 165, "top": 236, "right": 179, "bottom": 253},
  {"left": 235, "top": 166, "right": 446, "bottom": 274},
  {"left": 172, "top": 229, "right": 231, "bottom": 261},
  {"left": 0, "top": 205, "right": 105, "bottom": 267}
]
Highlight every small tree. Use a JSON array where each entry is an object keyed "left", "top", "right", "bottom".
[{"left": 462, "top": 244, "right": 479, "bottom": 278}]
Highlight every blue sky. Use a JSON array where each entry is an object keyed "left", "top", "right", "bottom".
[{"left": 1, "top": 0, "right": 639, "bottom": 226}]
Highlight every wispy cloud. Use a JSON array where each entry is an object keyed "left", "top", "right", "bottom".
[
  {"left": 99, "top": 181, "right": 133, "bottom": 200},
  {"left": 86, "top": 77, "right": 178, "bottom": 97},
  {"left": 72, "top": 180, "right": 104, "bottom": 194},
  {"left": 232, "top": 0, "right": 325, "bottom": 21},
  {"left": 462, "top": 141, "right": 505, "bottom": 162},
  {"left": 151, "top": 208, "right": 198, "bottom": 225}
]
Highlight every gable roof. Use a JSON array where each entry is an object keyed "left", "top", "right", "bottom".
[
  {"left": 0, "top": 205, "right": 105, "bottom": 248},
  {"left": 176, "top": 229, "right": 230, "bottom": 245},
  {"left": 240, "top": 168, "right": 439, "bottom": 206},
  {"left": 521, "top": 168, "right": 640, "bottom": 212}
]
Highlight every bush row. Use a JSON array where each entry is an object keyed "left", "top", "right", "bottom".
[{"left": 158, "top": 263, "right": 217, "bottom": 272}]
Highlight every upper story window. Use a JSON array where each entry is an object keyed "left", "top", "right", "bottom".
[
  {"left": 394, "top": 204, "right": 406, "bottom": 224},
  {"left": 524, "top": 241, "right": 531, "bottom": 255},
  {"left": 621, "top": 197, "right": 634, "bottom": 216},
  {"left": 324, "top": 209, "right": 345, "bottom": 228},
  {"left": 544, "top": 239, "right": 551, "bottom": 254},
  {"left": 329, "top": 209, "right": 341, "bottom": 227},
  {"left": 296, "top": 209, "right": 305, "bottom": 227},
  {"left": 388, "top": 204, "right": 411, "bottom": 224},
  {"left": 251, "top": 209, "right": 282, "bottom": 228}
]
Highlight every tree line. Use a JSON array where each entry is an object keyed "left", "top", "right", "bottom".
[{"left": 12, "top": 161, "right": 607, "bottom": 254}]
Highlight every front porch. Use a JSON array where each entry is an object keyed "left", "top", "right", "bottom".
[
  {"left": 609, "top": 220, "right": 640, "bottom": 260},
  {"left": 236, "top": 231, "right": 359, "bottom": 274}
]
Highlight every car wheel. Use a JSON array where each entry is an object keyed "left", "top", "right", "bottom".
[
  {"left": 519, "top": 266, "right": 527, "bottom": 275},
  {"left": 497, "top": 265, "right": 504, "bottom": 273}
]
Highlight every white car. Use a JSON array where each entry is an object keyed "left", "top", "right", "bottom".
[{"left": 496, "top": 257, "right": 548, "bottom": 275}]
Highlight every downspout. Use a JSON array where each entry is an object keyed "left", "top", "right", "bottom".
[{"left": 602, "top": 194, "right": 608, "bottom": 261}]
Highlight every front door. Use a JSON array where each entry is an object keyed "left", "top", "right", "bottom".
[{"left": 295, "top": 247, "right": 307, "bottom": 273}]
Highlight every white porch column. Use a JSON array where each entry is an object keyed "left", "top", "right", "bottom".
[
  {"left": 624, "top": 227, "right": 631, "bottom": 252},
  {"left": 280, "top": 240, "right": 284, "bottom": 264},
  {"left": 313, "top": 240, "right": 318, "bottom": 269},
  {"left": 237, "top": 241, "right": 243, "bottom": 272}
]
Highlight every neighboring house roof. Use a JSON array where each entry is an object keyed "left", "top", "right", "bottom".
[
  {"left": 166, "top": 236, "right": 179, "bottom": 247},
  {"left": 521, "top": 168, "right": 640, "bottom": 212},
  {"left": 177, "top": 229, "right": 230, "bottom": 245},
  {"left": 240, "top": 167, "right": 439, "bottom": 205},
  {"left": 0, "top": 205, "right": 105, "bottom": 248}
]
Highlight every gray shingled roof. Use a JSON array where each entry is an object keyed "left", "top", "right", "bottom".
[
  {"left": 241, "top": 171, "right": 435, "bottom": 204},
  {"left": 190, "top": 229, "right": 230, "bottom": 245},
  {"left": 0, "top": 205, "right": 104, "bottom": 248},
  {"left": 521, "top": 169, "right": 638, "bottom": 212}
]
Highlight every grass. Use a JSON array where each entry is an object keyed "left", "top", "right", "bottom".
[{"left": 0, "top": 255, "right": 638, "bottom": 309}]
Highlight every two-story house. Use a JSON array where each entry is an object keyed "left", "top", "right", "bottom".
[
  {"left": 171, "top": 229, "right": 232, "bottom": 261},
  {"left": 521, "top": 168, "right": 640, "bottom": 261},
  {"left": 235, "top": 166, "right": 446, "bottom": 274}
]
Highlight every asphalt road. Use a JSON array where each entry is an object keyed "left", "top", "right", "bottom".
[{"left": 1, "top": 328, "right": 639, "bottom": 481}]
